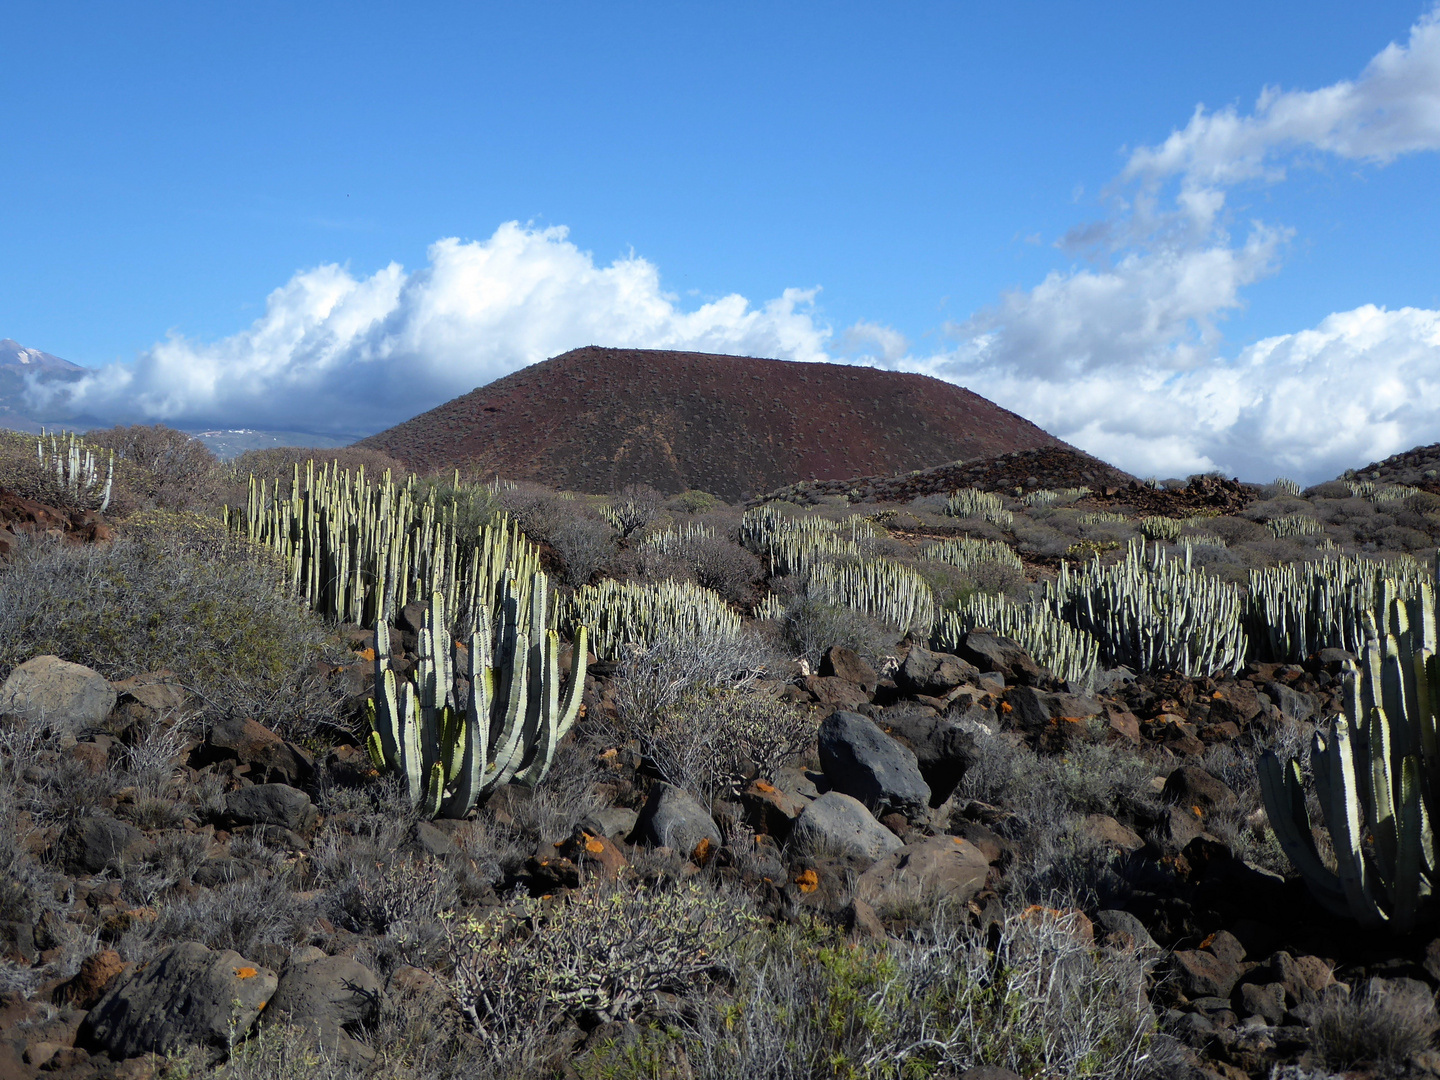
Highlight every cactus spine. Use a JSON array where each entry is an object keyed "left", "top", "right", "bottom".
[
  {"left": 1259, "top": 573, "right": 1440, "bottom": 931},
  {"left": 368, "top": 572, "right": 589, "bottom": 815}
]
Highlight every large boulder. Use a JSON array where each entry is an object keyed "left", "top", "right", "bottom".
[
  {"left": 854, "top": 835, "right": 991, "bottom": 909},
  {"left": 56, "top": 816, "right": 154, "bottom": 875},
  {"left": 263, "top": 952, "right": 385, "bottom": 1062},
  {"left": 790, "top": 791, "right": 903, "bottom": 869},
  {"left": 1162, "top": 766, "right": 1237, "bottom": 814},
  {"left": 818, "top": 711, "right": 931, "bottom": 817},
  {"left": 77, "top": 941, "right": 277, "bottom": 1059},
  {"left": 631, "top": 783, "right": 722, "bottom": 861},
  {"left": 196, "top": 717, "right": 314, "bottom": 786},
  {"left": 225, "top": 784, "right": 319, "bottom": 836},
  {"left": 876, "top": 708, "right": 977, "bottom": 807},
  {"left": 894, "top": 647, "right": 977, "bottom": 697},
  {"left": 0, "top": 656, "right": 115, "bottom": 732},
  {"left": 820, "top": 646, "right": 877, "bottom": 691},
  {"left": 954, "top": 632, "right": 1044, "bottom": 685}
]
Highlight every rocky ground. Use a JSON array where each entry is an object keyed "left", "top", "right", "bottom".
[{"left": 3, "top": 613, "right": 1440, "bottom": 1079}]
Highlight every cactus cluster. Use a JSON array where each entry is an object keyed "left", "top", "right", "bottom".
[
  {"left": 1138, "top": 516, "right": 1182, "bottom": 542},
  {"left": 1021, "top": 486, "right": 1091, "bottom": 508},
  {"left": 1246, "top": 554, "right": 1429, "bottom": 662},
  {"left": 239, "top": 461, "right": 544, "bottom": 633},
  {"left": 1077, "top": 511, "right": 1129, "bottom": 527},
  {"left": 933, "top": 594, "right": 1100, "bottom": 686},
  {"left": 739, "top": 506, "right": 877, "bottom": 557},
  {"left": 1044, "top": 539, "right": 1246, "bottom": 676},
  {"left": 640, "top": 522, "right": 716, "bottom": 556},
  {"left": 367, "top": 577, "right": 588, "bottom": 816},
  {"left": 1373, "top": 484, "right": 1421, "bottom": 506},
  {"left": 943, "top": 488, "right": 1013, "bottom": 527},
  {"left": 804, "top": 558, "right": 936, "bottom": 637},
  {"left": 1268, "top": 513, "right": 1325, "bottom": 539},
  {"left": 564, "top": 579, "right": 741, "bottom": 661},
  {"left": 37, "top": 431, "right": 113, "bottom": 512},
  {"left": 1259, "top": 580, "right": 1439, "bottom": 931},
  {"left": 1269, "top": 477, "right": 1303, "bottom": 496},
  {"left": 922, "top": 537, "right": 1024, "bottom": 576}
]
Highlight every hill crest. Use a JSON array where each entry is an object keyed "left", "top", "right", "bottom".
[{"left": 356, "top": 346, "right": 1070, "bottom": 501}]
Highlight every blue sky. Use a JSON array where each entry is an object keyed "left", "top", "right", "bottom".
[{"left": 3, "top": 2, "right": 1439, "bottom": 481}]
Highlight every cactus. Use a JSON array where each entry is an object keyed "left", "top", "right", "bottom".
[
  {"left": 641, "top": 522, "right": 715, "bottom": 556},
  {"left": 1077, "top": 511, "right": 1128, "bottom": 527},
  {"left": 1373, "top": 484, "right": 1421, "bottom": 506},
  {"left": 1246, "top": 553, "right": 1429, "bottom": 663},
  {"left": 933, "top": 594, "right": 1099, "bottom": 687},
  {"left": 739, "top": 507, "right": 877, "bottom": 559},
  {"left": 1268, "top": 513, "right": 1325, "bottom": 539},
  {"left": 1269, "top": 477, "right": 1302, "bottom": 496},
  {"left": 1044, "top": 538, "right": 1245, "bottom": 676},
  {"left": 1138, "top": 516, "right": 1182, "bottom": 542},
  {"left": 803, "top": 558, "right": 935, "bottom": 637},
  {"left": 36, "top": 431, "right": 113, "bottom": 512},
  {"left": 367, "top": 574, "right": 589, "bottom": 815},
  {"left": 1259, "top": 576, "right": 1439, "bottom": 931},
  {"left": 239, "top": 462, "right": 546, "bottom": 633},
  {"left": 943, "top": 488, "right": 1013, "bottom": 527},
  {"left": 922, "top": 537, "right": 1024, "bottom": 576},
  {"left": 564, "top": 579, "right": 741, "bottom": 661}
]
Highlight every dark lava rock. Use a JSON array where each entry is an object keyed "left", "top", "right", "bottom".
[{"left": 818, "top": 710, "right": 931, "bottom": 818}]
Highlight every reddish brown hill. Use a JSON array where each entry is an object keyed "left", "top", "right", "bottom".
[{"left": 356, "top": 347, "right": 1071, "bottom": 502}]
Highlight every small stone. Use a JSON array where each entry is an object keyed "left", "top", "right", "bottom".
[
  {"left": 225, "top": 784, "right": 319, "bottom": 836},
  {"left": 631, "top": 783, "right": 722, "bottom": 860}
]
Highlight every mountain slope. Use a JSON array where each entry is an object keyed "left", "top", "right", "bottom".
[
  {"left": 356, "top": 346, "right": 1072, "bottom": 501},
  {"left": 0, "top": 339, "right": 89, "bottom": 432}
]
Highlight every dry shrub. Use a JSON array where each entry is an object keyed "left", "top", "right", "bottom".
[
  {"left": 445, "top": 880, "right": 755, "bottom": 1037},
  {"left": 85, "top": 423, "right": 221, "bottom": 511},
  {"left": 230, "top": 445, "right": 410, "bottom": 486},
  {"left": 603, "top": 484, "right": 663, "bottom": 538},
  {"left": 497, "top": 482, "right": 579, "bottom": 545},
  {"left": 0, "top": 534, "right": 338, "bottom": 741},
  {"left": 1308, "top": 978, "right": 1439, "bottom": 1070},
  {"left": 618, "top": 905, "right": 1155, "bottom": 1080},
  {"left": 549, "top": 516, "right": 614, "bottom": 587},
  {"left": 779, "top": 596, "right": 896, "bottom": 668}
]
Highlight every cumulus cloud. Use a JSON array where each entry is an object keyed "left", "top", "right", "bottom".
[
  {"left": 875, "top": 5, "right": 1440, "bottom": 484},
  {"left": 31, "top": 10, "right": 1440, "bottom": 484},
  {"left": 32, "top": 222, "right": 831, "bottom": 434}
]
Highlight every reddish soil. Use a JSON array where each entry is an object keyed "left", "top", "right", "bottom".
[
  {"left": 355, "top": 347, "right": 1071, "bottom": 502},
  {"left": 0, "top": 487, "right": 111, "bottom": 556}
]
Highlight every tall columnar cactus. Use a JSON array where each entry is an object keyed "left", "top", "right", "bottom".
[
  {"left": 37, "top": 432, "right": 113, "bottom": 512},
  {"left": 933, "top": 594, "right": 1100, "bottom": 687},
  {"left": 1246, "top": 554, "right": 1429, "bottom": 663},
  {"left": 563, "top": 579, "right": 741, "bottom": 662},
  {"left": 1045, "top": 538, "right": 1245, "bottom": 676},
  {"left": 943, "top": 488, "right": 1013, "bottom": 527},
  {"left": 1259, "top": 577, "right": 1439, "bottom": 931},
  {"left": 739, "top": 507, "right": 878, "bottom": 560},
  {"left": 922, "top": 537, "right": 1024, "bottom": 576},
  {"left": 367, "top": 574, "right": 589, "bottom": 815},
  {"left": 804, "top": 557, "right": 936, "bottom": 638},
  {"left": 239, "top": 461, "right": 544, "bottom": 633}
]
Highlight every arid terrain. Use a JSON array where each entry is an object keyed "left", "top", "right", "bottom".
[{"left": 1, "top": 385, "right": 1440, "bottom": 1080}]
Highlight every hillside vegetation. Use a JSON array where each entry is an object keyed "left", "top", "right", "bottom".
[{"left": 3, "top": 424, "right": 1440, "bottom": 1079}]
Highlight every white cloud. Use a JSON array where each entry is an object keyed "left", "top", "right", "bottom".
[
  {"left": 899, "top": 304, "right": 1440, "bottom": 483},
  {"left": 878, "top": 5, "right": 1440, "bottom": 484},
  {"left": 29, "top": 11, "right": 1440, "bottom": 485},
  {"left": 32, "top": 222, "right": 832, "bottom": 434},
  {"left": 1124, "top": 7, "right": 1440, "bottom": 192}
]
